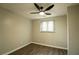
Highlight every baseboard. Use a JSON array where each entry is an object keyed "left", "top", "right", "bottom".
[
  {"left": 32, "top": 42, "right": 67, "bottom": 50},
  {"left": 3, "top": 42, "right": 31, "bottom": 55}
]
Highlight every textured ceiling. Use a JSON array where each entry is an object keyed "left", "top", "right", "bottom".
[{"left": 0, "top": 3, "right": 77, "bottom": 19}]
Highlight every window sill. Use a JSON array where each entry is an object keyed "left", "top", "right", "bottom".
[{"left": 40, "top": 31, "right": 55, "bottom": 33}]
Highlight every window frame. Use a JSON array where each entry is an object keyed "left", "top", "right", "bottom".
[{"left": 40, "top": 20, "right": 55, "bottom": 33}]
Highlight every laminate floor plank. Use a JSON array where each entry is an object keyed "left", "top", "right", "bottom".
[{"left": 9, "top": 43, "right": 67, "bottom": 55}]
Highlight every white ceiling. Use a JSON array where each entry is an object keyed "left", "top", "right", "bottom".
[{"left": 0, "top": 3, "right": 76, "bottom": 19}]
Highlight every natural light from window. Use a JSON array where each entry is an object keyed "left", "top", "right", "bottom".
[{"left": 40, "top": 21, "right": 55, "bottom": 32}]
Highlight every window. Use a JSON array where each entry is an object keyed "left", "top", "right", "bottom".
[{"left": 40, "top": 20, "right": 55, "bottom": 32}]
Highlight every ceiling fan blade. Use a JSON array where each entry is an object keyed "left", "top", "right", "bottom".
[
  {"left": 34, "top": 3, "right": 40, "bottom": 11},
  {"left": 44, "top": 4, "right": 54, "bottom": 11},
  {"left": 30, "top": 12, "right": 39, "bottom": 14},
  {"left": 45, "top": 13, "right": 51, "bottom": 15}
]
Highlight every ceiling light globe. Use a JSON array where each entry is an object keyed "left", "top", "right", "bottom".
[{"left": 39, "top": 12, "right": 45, "bottom": 15}]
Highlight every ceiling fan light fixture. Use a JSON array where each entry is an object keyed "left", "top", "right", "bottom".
[
  {"left": 39, "top": 12, "right": 45, "bottom": 15},
  {"left": 31, "top": 3, "right": 54, "bottom": 15}
]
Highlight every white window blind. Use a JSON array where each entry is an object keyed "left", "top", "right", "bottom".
[{"left": 40, "top": 20, "right": 55, "bottom": 32}]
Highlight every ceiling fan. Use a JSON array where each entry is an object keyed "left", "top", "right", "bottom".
[{"left": 30, "top": 3, "right": 54, "bottom": 15}]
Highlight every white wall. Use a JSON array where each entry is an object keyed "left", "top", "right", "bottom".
[
  {"left": 68, "top": 5, "right": 79, "bottom": 54},
  {"left": 32, "top": 15, "right": 67, "bottom": 49},
  {"left": 0, "top": 8, "right": 32, "bottom": 54}
]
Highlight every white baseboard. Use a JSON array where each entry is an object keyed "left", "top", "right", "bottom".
[
  {"left": 3, "top": 42, "right": 31, "bottom": 55},
  {"left": 32, "top": 42, "right": 67, "bottom": 50}
]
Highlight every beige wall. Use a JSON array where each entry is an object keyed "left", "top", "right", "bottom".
[
  {"left": 68, "top": 5, "right": 79, "bottom": 54},
  {"left": 0, "top": 7, "right": 68, "bottom": 55},
  {"left": 0, "top": 8, "right": 32, "bottom": 54},
  {"left": 32, "top": 15, "right": 67, "bottom": 49}
]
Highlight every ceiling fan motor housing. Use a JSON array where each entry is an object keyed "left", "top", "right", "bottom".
[{"left": 40, "top": 6, "right": 43, "bottom": 11}]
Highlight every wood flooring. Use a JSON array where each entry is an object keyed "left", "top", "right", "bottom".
[{"left": 9, "top": 43, "right": 67, "bottom": 55}]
